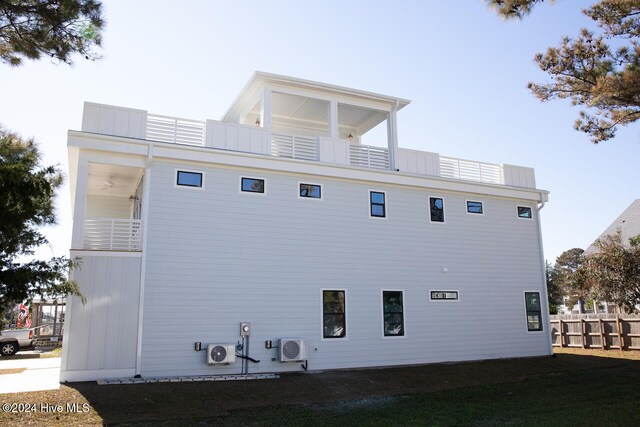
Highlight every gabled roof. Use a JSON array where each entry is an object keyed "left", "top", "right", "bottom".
[{"left": 586, "top": 199, "right": 640, "bottom": 253}]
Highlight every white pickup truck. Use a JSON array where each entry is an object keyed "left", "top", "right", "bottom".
[{"left": 0, "top": 328, "right": 34, "bottom": 356}]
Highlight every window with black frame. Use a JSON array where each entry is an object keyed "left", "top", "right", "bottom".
[
  {"left": 176, "top": 170, "right": 203, "bottom": 188},
  {"left": 466, "top": 200, "right": 483, "bottom": 214},
  {"left": 241, "top": 177, "right": 264, "bottom": 193},
  {"left": 323, "top": 290, "right": 346, "bottom": 338},
  {"left": 525, "top": 292, "right": 543, "bottom": 331},
  {"left": 382, "top": 291, "right": 404, "bottom": 337},
  {"left": 370, "top": 191, "right": 386, "bottom": 218},
  {"left": 518, "top": 206, "right": 533, "bottom": 219},
  {"left": 300, "top": 183, "right": 321, "bottom": 199},
  {"left": 429, "top": 197, "right": 444, "bottom": 222}
]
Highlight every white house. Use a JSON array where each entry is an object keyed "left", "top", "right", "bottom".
[{"left": 61, "top": 72, "right": 551, "bottom": 382}]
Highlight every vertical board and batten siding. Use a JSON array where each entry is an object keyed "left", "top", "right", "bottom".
[
  {"left": 60, "top": 255, "right": 141, "bottom": 381},
  {"left": 139, "top": 160, "right": 548, "bottom": 377},
  {"left": 81, "top": 102, "right": 147, "bottom": 140}
]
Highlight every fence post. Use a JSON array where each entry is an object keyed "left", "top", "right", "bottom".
[
  {"left": 581, "top": 319, "right": 587, "bottom": 348},
  {"left": 617, "top": 316, "right": 624, "bottom": 351},
  {"left": 599, "top": 318, "right": 606, "bottom": 349},
  {"left": 558, "top": 319, "right": 564, "bottom": 347}
]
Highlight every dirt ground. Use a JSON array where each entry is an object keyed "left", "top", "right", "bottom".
[{"left": 1, "top": 348, "right": 638, "bottom": 425}]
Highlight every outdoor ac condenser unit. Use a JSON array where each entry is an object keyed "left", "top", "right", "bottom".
[
  {"left": 279, "top": 338, "right": 307, "bottom": 362},
  {"left": 207, "top": 344, "right": 236, "bottom": 365}
]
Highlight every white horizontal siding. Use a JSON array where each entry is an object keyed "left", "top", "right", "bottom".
[{"left": 140, "top": 161, "right": 548, "bottom": 377}]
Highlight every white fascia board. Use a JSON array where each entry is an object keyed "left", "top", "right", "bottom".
[{"left": 67, "top": 130, "right": 549, "bottom": 202}]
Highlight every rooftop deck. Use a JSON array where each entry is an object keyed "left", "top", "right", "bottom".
[{"left": 80, "top": 102, "right": 536, "bottom": 189}]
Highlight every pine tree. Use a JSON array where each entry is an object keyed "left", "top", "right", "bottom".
[
  {"left": 0, "top": 0, "right": 103, "bottom": 66},
  {"left": 0, "top": 128, "right": 81, "bottom": 310},
  {"left": 486, "top": 0, "right": 640, "bottom": 143}
]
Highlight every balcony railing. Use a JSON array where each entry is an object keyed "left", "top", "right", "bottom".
[
  {"left": 439, "top": 156, "right": 504, "bottom": 185},
  {"left": 146, "top": 114, "right": 205, "bottom": 146},
  {"left": 82, "top": 106, "right": 532, "bottom": 188},
  {"left": 271, "top": 133, "right": 319, "bottom": 161},
  {"left": 350, "top": 145, "right": 389, "bottom": 170},
  {"left": 83, "top": 219, "right": 142, "bottom": 251}
]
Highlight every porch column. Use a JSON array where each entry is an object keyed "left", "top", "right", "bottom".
[
  {"left": 260, "top": 88, "right": 272, "bottom": 129},
  {"left": 387, "top": 104, "right": 399, "bottom": 171},
  {"left": 328, "top": 100, "right": 339, "bottom": 139},
  {"left": 71, "top": 156, "right": 89, "bottom": 249}
]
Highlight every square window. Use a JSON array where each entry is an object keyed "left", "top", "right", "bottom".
[
  {"left": 525, "top": 292, "right": 543, "bottom": 331},
  {"left": 323, "top": 290, "right": 346, "bottom": 338},
  {"left": 241, "top": 177, "right": 265, "bottom": 193},
  {"left": 429, "top": 197, "right": 444, "bottom": 222},
  {"left": 176, "top": 170, "right": 203, "bottom": 188},
  {"left": 382, "top": 291, "right": 404, "bottom": 337},
  {"left": 518, "top": 206, "right": 533, "bottom": 219},
  {"left": 466, "top": 201, "right": 483, "bottom": 215},
  {"left": 300, "top": 183, "right": 321, "bottom": 199},
  {"left": 370, "top": 191, "right": 386, "bottom": 218}
]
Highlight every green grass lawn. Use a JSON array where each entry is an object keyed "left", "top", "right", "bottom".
[
  {"left": 1, "top": 348, "right": 639, "bottom": 426},
  {"left": 217, "top": 359, "right": 640, "bottom": 427}
]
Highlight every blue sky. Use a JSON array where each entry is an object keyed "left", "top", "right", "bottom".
[{"left": 1, "top": 0, "right": 638, "bottom": 264}]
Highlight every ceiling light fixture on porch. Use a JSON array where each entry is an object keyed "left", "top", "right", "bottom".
[
  {"left": 255, "top": 118, "right": 261, "bottom": 127},
  {"left": 347, "top": 133, "right": 353, "bottom": 141}
]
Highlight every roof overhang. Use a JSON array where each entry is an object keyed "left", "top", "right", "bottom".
[{"left": 222, "top": 72, "right": 411, "bottom": 133}]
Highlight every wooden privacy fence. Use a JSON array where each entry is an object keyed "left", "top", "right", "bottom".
[{"left": 550, "top": 317, "right": 640, "bottom": 350}]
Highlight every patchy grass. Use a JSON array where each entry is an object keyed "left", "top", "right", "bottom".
[
  {"left": 1, "top": 349, "right": 639, "bottom": 426},
  {"left": 0, "top": 368, "right": 25, "bottom": 375},
  {"left": 40, "top": 347, "right": 62, "bottom": 358}
]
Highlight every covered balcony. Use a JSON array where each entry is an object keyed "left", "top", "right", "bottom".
[{"left": 77, "top": 163, "right": 144, "bottom": 251}]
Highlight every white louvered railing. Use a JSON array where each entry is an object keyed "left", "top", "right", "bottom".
[
  {"left": 271, "top": 134, "right": 319, "bottom": 161},
  {"left": 146, "top": 114, "right": 205, "bottom": 146},
  {"left": 439, "top": 156, "right": 504, "bottom": 185},
  {"left": 350, "top": 145, "right": 389, "bottom": 170},
  {"left": 83, "top": 219, "right": 142, "bottom": 251}
]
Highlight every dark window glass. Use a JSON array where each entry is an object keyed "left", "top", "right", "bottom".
[
  {"left": 430, "top": 291, "right": 458, "bottom": 300},
  {"left": 467, "top": 201, "right": 483, "bottom": 214},
  {"left": 383, "top": 291, "right": 404, "bottom": 336},
  {"left": 370, "top": 191, "right": 386, "bottom": 218},
  {"left": 525, "top": 292, "right": 543, "bottom": 331},
  {"left": 323, "top": 290, "right": 345, "bottom": 338},
  {"left": 241, "top": 177, "right": 264, "bottom": 193},
  {"left": 430, "top": 197, "right": 444, "bottom": 222},
  {"left": 176, "top": 171, "right": 202, "bottom": 187},
  {"left": 300, "top": 183, "right": 321, "bottom": 199},
  {"left": 518, "top": 206, "right": 533, "bottom": 219}
]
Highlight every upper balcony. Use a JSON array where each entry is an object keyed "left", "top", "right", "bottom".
[{"left": 78, "top": 72, "right": 536, "bottom": 189}]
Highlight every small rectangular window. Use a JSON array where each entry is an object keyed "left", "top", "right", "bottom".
[
  {"left": 176, "top": 170, "right": 203, "bottom": 188},
  {"left": 430, "top": 291, "right": 459, "bottom": 301},
  {"left": 429, "top": 197, "right": 444, "bottom": 222},
  {"left": 382, "top": 291, "right": 404, "bottom": 337},
  {"left": 299, "top": 183, "right": 321, "bottom": 199},
  {"left": 370, "top": 191, "right": 386, "bottom": 218},
  {"left": 323, "top": 290, "right": 346, "bottom": 338},
  {"left": 466, "top": 200, "right": 483, "bottom": 215},
  {"left": 525, "top": 292, "right": 543, "bottom": 331},
  {"left": 518, "top": 206, "right": 533, "bottom": 219},
  {"left": 241, "top": 177, "right": 265, "bottom": 193}
]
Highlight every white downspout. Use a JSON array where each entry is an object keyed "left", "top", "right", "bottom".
[
  {"left": 535, "top": 192, "right": 553, "bottom": 356},
  {"left": 134, "top": 143, "right": 153, "bottom": 377}
]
